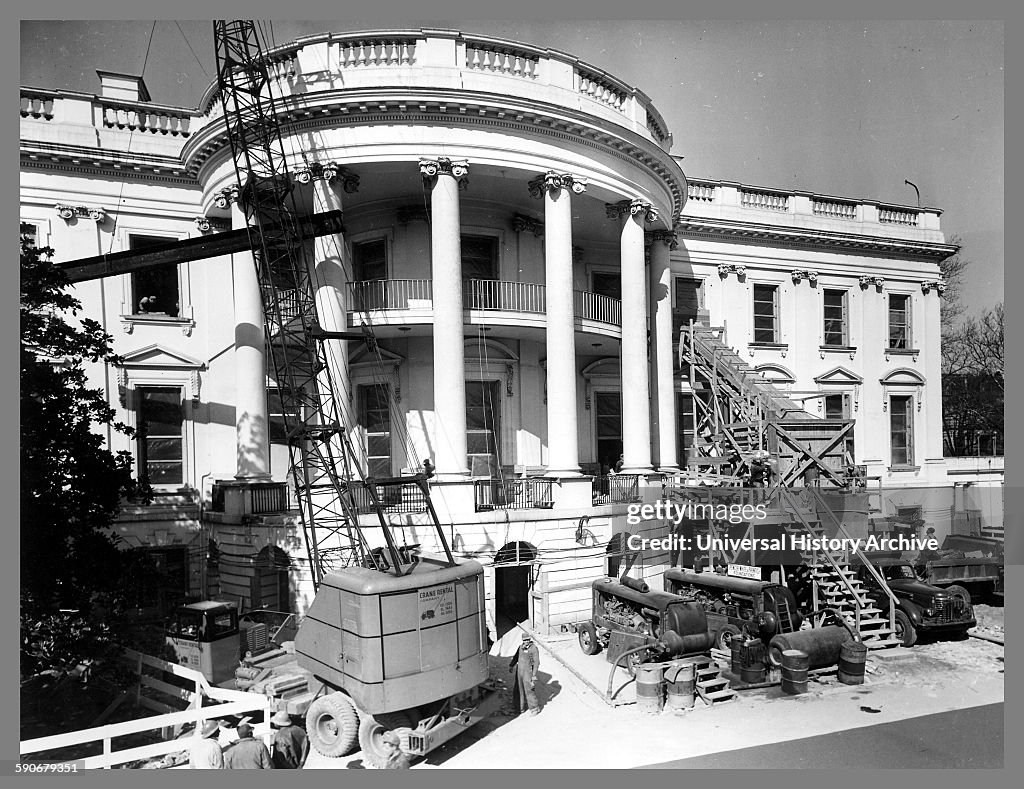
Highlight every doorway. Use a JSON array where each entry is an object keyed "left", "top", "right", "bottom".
[{"left": 493, "top": 541, "right": 537, "bottom": 638}]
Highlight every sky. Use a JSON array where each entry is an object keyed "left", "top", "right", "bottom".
[{"left": 19, "top": 19, "right": 1003, "bottom": 320}]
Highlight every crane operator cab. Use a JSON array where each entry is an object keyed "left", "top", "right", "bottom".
[{"left": 165, "top": 601, "right": 240, "bottom": 685}]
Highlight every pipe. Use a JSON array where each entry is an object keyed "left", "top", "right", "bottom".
[{"left": 602, "top": 646, "right": 651, "bottom": 699}]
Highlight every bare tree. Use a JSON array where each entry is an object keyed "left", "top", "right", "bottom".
[
  {"left": 938, "top": 233, "right": 969, "bottom": 336},
  {"left": 942, "top": 302, "right": 1003, "bottom": 455}
]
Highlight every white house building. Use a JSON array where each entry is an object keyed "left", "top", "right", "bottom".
[{"left": 21, "top": 28, "right": 972, "bottom": 635}]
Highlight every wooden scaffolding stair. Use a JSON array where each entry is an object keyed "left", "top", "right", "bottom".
[{"left": 691, "top": 655, "right": 737, "bottom": 705}]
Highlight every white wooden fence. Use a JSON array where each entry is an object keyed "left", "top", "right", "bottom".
[{"left": 20, "top": 648, "right": 272, "bottom": 769}]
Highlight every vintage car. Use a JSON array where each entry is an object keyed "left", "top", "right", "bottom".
[
  {"left": 663, "top": 568, "right": 803, "bottom": 650},
  {"left": 857, "top": 558, "right": 976, "bottom": 647}
]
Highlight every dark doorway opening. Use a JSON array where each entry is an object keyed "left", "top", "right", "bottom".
[{"left": 493, "top": 541, "right": 537, "bottom": 638}]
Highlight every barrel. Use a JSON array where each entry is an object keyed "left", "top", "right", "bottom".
[
  {"left": 739, "top": 639, "right": 767, "bottom": 684},
  {"left": 730, "top": 637, "right": 744, "bottom": 674},
  {"left": 635, "top": 663, "right": 665, "bottom": 714},
  {"left": 780, "top": 649, "right": 809, "bottom": 695},
  {"left": 768, "top": 626, "right": 851, "bottom": 670},
  {"left": 664, "top": 660, "right": 696, "bottom": 711},
  {"left": 837, "top": 641, "right": 868, "bottom": 685}
]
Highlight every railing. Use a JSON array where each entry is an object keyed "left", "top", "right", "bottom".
[
  {"left": 577, "top": 66, "right": 629, "bottom": 111},
  {"left": 741, "top": 189, "right": 790, "bottom": 212},
  {"left": 349, "top": 279, "right": 432, "bottom": 311},
  {"left": 592, "top": 474, "right": 641, "bottom": 504},
  {"left": 336, "top": 36, "right": 417, "bottom": 68},
  {"left": 687, "top": 181, "right": 717, "bottom": 202},
  {"left": 21, "top": 88, "right": 56, "bottom": 120},
  {"left": 99, "top": 100, "right": 192, "bottom": 136},
  {"left": 812, "top": 199, "right": 857, "bottom": 220},
  {"left": 19, "top": 649, "right": 271, "bottom": 769},
  {"left": 474, "top": 478, "right": 555, "bottom": 512},
  {"left": 465, "top": 40, "right": 540, "bottom": 79},
  {"left": 574, "top": 290, "right": 622, "bottom": 326},
  {"left": 271, "top": 287, "right": 302, "bottom": 322},
  {"left": 346, "top": 481, "right": 429, "bottom": 514},
  {"left": 878, "top": 207, "right": 919, "bottom": 226},
  {"left": 465, "top": 280, "right": 545, "bottom": 313}
]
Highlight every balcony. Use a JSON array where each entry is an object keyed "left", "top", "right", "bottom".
[{"left": 474, "top": 478, "right": 555, "bottom": 512}]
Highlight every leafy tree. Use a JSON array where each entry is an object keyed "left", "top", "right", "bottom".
[{"left": 20, "top": 239, "right": 150, "bottom": 682}]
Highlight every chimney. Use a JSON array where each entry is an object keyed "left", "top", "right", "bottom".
[{"left": 96, "top": 70, "right": 151, "bottom": 102}]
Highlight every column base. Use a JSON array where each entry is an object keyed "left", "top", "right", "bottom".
[
  {"left": 620, "top": 466, "right": 656, "bottom": 476},
  {"left": 544, "top": 466, "right": 583, "bottom": 478},
  {"left": 657, "top": 465, "right": 682, "bottom": 474}
]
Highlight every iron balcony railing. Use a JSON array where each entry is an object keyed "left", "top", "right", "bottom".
[
  {"left": 574, "top": 290, "right": 622, "bottom": 326},
  {"left": 474, "top": 478, "right": 555, "bottom": 512},
  {"left": 349, "top": 279, "right": 433, "bottom": 311},
  {"left": 465, "top": 279, "right": 546, "bottom": 313},
  {"left": 592, "top": 474, "right": 642, "bottom": 504},
  {"left": 344, "top": 481, "right": 430, "bottom": 514}
]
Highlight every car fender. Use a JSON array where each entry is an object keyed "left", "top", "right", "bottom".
[{"left": 898, "top": 599, "right": 924, "bottom": 624}]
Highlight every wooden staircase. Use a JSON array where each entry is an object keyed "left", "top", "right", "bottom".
[{"left": 691, "top": 655, "right": 737, "bottom": 705}]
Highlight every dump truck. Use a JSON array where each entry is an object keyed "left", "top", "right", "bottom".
[{"left": 913, "top": 534, "right": 1004, "bottom": 604}]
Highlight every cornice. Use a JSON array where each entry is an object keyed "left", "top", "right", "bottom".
[
  {"left": 676, "top": 217, "right": 957, "bottom": 260},
  {"left": 20, "top": 140, "right": 198, "bottom": 187}
]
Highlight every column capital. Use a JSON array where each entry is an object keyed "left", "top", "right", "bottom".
[
  {"left": 605, "top": 198, "right": 658, "bottom": 223},
  {"left": 528, "top": 171, "right": 588, "bottom": 199},
  {"left": 645, "top": 229, "right": 678, "bottom": 250},
  {"left": 213, "top": 184, "right": 241, "bottom": 209},
  {"left": 194, "top": 215, "right": 230, "bottom": 234},
  {"left": 512, "top": 213, "right": 544, "bottom": 237},
  {"left": 294, "top": 162, "right": 360, "bottom": 193},
  {"left": 419, "top": 157, "right": 469, "bottom": 188},
  {"left": 55, "top": 203, "right": 108, "bottom": 224}
]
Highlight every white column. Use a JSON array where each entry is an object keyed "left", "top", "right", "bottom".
[
  {"left": 609, "top": 199, "right": 656, "bottom": 474},
  {"left": 531, "top": 172, "right": 586, "bottom": 477},
  {"left": 307, "top": 164, "right": 356, "bottom": 424},
  {"left": 649, "top": 230, "right": 679, "bottom": 472},
  {"left": 421, "top": 157, "right": 470, "bottom": 478},
  {"left": 222, "top": 186, "right": 271, "bottom": 479}
]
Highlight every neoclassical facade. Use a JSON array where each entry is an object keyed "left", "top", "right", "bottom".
[{"left": 21, "top": 29, "right": 963, "bottom": 632}]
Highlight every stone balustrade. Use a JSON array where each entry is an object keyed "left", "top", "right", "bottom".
[{"left": 683, "top": 177, "right": 943, "bottom": 238}]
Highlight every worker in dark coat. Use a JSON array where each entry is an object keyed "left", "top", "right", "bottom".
[
  {"left": 380, "top": 730, "right": 412, "bottom": 769},
  {"left": 222, "top": 722, "right": 273, "bottom": 769},
  {"left": 509, "top": 633, "right": 541, "bottom": 715},
  {"left": 270, "top": 710, "right": 309, "bottom": 769}
]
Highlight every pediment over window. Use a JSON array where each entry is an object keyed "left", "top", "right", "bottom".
[
  {"left": 755, "top": 363, "right": 796, "bottom": 384},
  {"left": 581, "top": 358, "right": 620, "bottom": 380},
  {"left": 350, "top": 346, "right": 404, "bottom": 369},
  {"left": 880, "top": 368, "right": 926, "bottom": 386},
  {"left": 814, "top": 366, "right": 864, "bottom": 386},
  {"left": 119, "top": 344, "right": 204, "bottom": 369},
  {"left": 465, "top": 338, "right": 518, "bottom": 362}
]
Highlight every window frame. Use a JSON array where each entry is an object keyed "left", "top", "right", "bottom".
[
  {"left": 888, "top": 393, "right": 915, "bottom": 468},
  {"left": 752, "top": 282, "right": 781, "bottom": 344},
  {"left": 119, "top": 228, "right": 194, "bottom": 333},
  {"left": 822, "top": 288, "right": 849, "bottom": 347},
  {"left": 358, "top": 382, "right": 393, "bottom": 478},
  {"left": 136, "top": 384, "right": 187, "bottom": 487},
  {"left": 465, "top": 379, "right": 501, "bottom": 478},
  {"left": 352, "top": 237, "right": 389, "bottom": 283},
  {"left": 887, "top": 292, "right": 913, "bottom": 350}
]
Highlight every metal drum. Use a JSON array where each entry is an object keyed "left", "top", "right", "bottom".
[
  {"left": 664, "top": 660, "right": 696, "bottom": 710},
  {"left": 635, "top": 662, "right": 665, "bottom": 714},
  {"left": 731, "top": 637, "right": 744, "bottom": 674},
  {"left": 838, "top": 641, "right": 868, "bottom": 685},
  {"left": 739, "top": 639, "right": 767, "bottom": 684},
  {"left": 780, "top": 649, "right": 809, "bottom": 695}
]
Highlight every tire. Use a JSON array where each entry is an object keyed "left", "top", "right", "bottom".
[
  {"left": 578, "top": 623, "right": 601, "bottom": 655},
  {"left": 716, "top": 624, "right": 742, "bottom": 651},
  {"left": 358, "top": 710, "right": 414, "bottom": 769},
  {"left": 893, "top": 609, "right": 918, "bottom": 648},
  {"left": 945, "top": 585, "right": 972, "bottom": 606},
  {"left": 305, "top": 692, "right": 360, "bottom": 758}
]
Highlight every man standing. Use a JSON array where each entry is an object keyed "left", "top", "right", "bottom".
[
  {"left": 222, "top": 722, "right": 273, "bottom": 769},
  {"left": 188, "top": 720, "right": 223, "bottom": 769},
  {"left": 270, "top": 710, "right": 309, "bottom": 769},
  {"left": 509, "top": 633, "right": 541, "bottom": 716}
]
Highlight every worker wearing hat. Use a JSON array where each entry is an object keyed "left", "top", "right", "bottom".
[
  {"left": 222, "top": 722, "right": 273, "bottom": 769},
  {"left": 508, "top": 633, "right": 541, "bottom": 716},
  {"left": 380, "top": 730, "right": 412, "bottom": 769},
  {"left": 270, "top": 710, "right": 309, "bottom": 769},
  {"left": 188, "top": 720, "right": 224, "bottom": 769}
]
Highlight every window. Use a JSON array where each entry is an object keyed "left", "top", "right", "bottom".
[
  {"left": 752, "top": 284, "right": 779, "bottom": 343},
  {"left": 466, "top": 380, "right": 500, "bottom": 477},
  {"left": 137, "top": 386, "right": 185, "bottom": 485},
  {"left": 20, "top": 222, "right": 38, "bottom": 247},
  {"left": 267, "top": 385, "right": 301, "bottom": 443},
  {"left": 595, "top": 391, "right": 622, "bottom": 473},
  {"left": 823, "top": 289, "right": 848, "bottom": 346},
  {"left": 673, "top": 279, "right": 704, "bottom": 362},
  {"left": 359, "top": 384, "right": 392, "bottom": 478},
  {"left": 461, "top": 235, "right": 499, "bottom": 281},
  {"left": 888, "top": 294, "right": 911, "bottom": 349},
  {"left": 824, "top": 393, "right": 848, "bottom": 420},
  {"left": 890, "top": 395, "right": 914, "bottom": 466},
  {"left": 130, "top": 235, "right": 179, "bottom": 317},
  {"left": 592, "top": 272, "right": 621, "bottom": 300},
  {"left": 353, "top": 239, "right": 387, "bottom": 282}
]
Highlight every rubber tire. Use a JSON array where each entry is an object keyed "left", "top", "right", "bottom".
[
  {"left": 358, "top": 710, "right": 414, "bottom": 769},
  {"left": 578, "top": 623, "right": 601, "bottom": 655},
  {"left": 945, "top": 584, "right": 972, "bottom": 606},
  {"left": 306, "top": 692, "right": 360, "bottom": 758},
  {"left": 716, "top": 624, "right": 742, "bottom": 651},
  {"left": 893, "top": 609, "right": 918, "bottom": 648}
]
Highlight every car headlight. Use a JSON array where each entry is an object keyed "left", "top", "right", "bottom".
[{"left": 923, "top": 606, "right": 935, "bottom": 616}]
